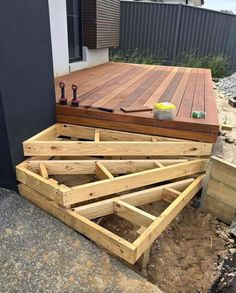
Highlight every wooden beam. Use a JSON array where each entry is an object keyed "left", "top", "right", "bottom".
[
  {"left": 114, "top": 200, "right": 156, "bottom": 227},
  {"left": 74, "top": 179, "right": 194, "bottom": 219},
  {"left": 133, "top": 175, "right": 205, "bottom": 259},
  {"left": 23, "top": 141, "right": 212, "bottom": 157},
  {"left": 136, "top": 226, "right": 151, "bottom": 269},
  {"left": 58, "top": 123, "right": 185, "bottom": 142},
  {"left": 95, "top": 162, "right": 114, "bottom": 180},
  {"left": 26, "top": 124, "right": 59, "bottom": 141},
  {"left": 94, "top": 129, "right": 100, "bottom": 142},
  {"left": 27, "top": 159, "right": 188, "bottom": 175},
  {"left": 39, "top": 163, "right": 48, "bottom": 179},
  {"left": 67, "top": 160, "right": 207, "bottom": 205},
  {"left": 18, "top": 184, "right": 137, "bottom": 264},
  {"left": 154, "top": 161, "right": 164, "bottom": 168},
  {"left": 162, "top": 187, "right": 181, "bottom": 202},
  {"left": 48, "top": 178, "right": 58, "bottom": 185},
  {"left": 16, "top": 162, "right": 70, "bottom": 206}
]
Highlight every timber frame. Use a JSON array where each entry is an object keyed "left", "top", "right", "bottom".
[
  {"left": 17, "top": 123, "right": 209, "bottom": 265},
  {"left": 16, "top": 158, "right": 208, "bottom": 206},
  {"left": 19, "top": 174, "right": 205, "bottom": 264},
  {"left": 23, "top": 123, "right": 213, "bottom": 157}
]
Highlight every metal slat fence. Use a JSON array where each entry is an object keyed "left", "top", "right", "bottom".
[{"left": 116, "top": 2, "right": 236, "bottom": 69}]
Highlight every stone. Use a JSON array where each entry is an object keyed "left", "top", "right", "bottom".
[{"left": 225, "top": 136, "right": 235, "bottom": 144}]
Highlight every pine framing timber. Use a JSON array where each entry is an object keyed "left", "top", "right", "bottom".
[
  {"left": 23, "top": 141, "right": 212, "bottom": 157},
  {"left": 73, "top": 178, "right": 194, "bottom": 219},
  {"left": 66, "top": 159, "right": 207, "bottom": 205},
  {"left": 18, "top": 174, "right": 205, "bottom": 264},
  {"left": 114, "top": 200, "right": 157, "bottom": 227},
  {"left": 18, "top": 184, "right": 137, "bottom": 264},
  {"left": 26, "top": 159, "right": 188, "bottom": 175},
  {"left": 16, "top": 159, "right": 207, "bottom": 206},
  {"left": 58, "top": 123, "right": 186, "bottom": 142},
  {"left": 133, "top": 174, "right": 205, "bottom": 259},
  {"left": 22, "top": 123, "right": 212, "bottom": 157}
]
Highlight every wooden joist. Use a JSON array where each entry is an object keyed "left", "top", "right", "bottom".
[
  {"left": 114, "top": 200, "right": 157, "bottom": 227},
  {"left": 74, "top": 178, "right": 194, "bottom": 219},
  {"left": 18, "top": 174, "right": 204, "bottom": 264},
  {"left": 95, "top": 162, "right": 114, "bottom": 180},
  {"left": 133, "top": 174, "right": 205, "bottom": 259},
  {"left": 162, "top": 187, "right": 181, "bottom": 202},
  {"left": 22, "top": 124, "right": 212, "bottom": 157},
  {"left": 39, "top": 163, "right": 48, "bottom": 179},
  {"left": 66, "top": 159, "right": 207, "bottom": 205},
  {"left": 18, "top": 184, "right": 137, "bottom": 264},
  {"left": 23, "top": 140, "right": 212, "bottom": 157},
  {"left": 27, "top": 159, "right": 188, "bottom": 175},
  {"left": 16, "top": 159, "right": 207, "bottom": 206}
]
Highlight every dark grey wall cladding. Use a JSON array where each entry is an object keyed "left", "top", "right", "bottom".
[
  {"left": 0, "top": 0, "right": 55, "bottom": 189},
  {"left": 118, "top": 2, "right": 236, "bottom": 69}
]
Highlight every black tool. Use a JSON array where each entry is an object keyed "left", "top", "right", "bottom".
[
  {"left": 59, "top": 82, "right": 67, "bottom": 105},
  {"left": 71, "top": 84, "right": 79, "bottom": 107}
]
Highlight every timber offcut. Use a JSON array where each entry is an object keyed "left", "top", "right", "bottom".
[{"left": 56, "top": 62, "right": 219, "bottom": 143}]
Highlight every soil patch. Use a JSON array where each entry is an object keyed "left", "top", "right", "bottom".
[{"left": 100, "top": 201, "right": 232, "bottom": 293}]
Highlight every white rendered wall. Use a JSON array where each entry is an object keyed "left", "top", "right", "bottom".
[
  {"left": 70, "top": 47, "right": 109, "bottom": 72},
  {"left": 48, "top": 0, "right": 109, "bottom": 77},
  {"left": 48, "top": 0, "right": 70, "bottom": 77}
]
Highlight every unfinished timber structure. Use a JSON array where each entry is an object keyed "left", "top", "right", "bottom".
[{"left": 17, "top": 124, "right": 209, "bottom": 265}]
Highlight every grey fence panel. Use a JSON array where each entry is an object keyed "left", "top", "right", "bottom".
[
  {"left": 119, "top": 2, "right": 180, "bottom": 60},
  {"left": 118, "top": 1, "right": 236, "bottom": 69}
]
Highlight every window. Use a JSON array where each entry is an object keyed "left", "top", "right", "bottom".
[{"left": 66, "top": 0, "right": 83, "bottom": 63}]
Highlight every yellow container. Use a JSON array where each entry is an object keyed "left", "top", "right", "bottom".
[{"left": 153, "top": 102, "right": 176, "bottom": 120}]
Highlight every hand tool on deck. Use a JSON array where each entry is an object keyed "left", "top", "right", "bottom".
[
  {"left": 71, "top": 84, "right": 79, "bottom": 107},
  {"left": 97, "top": 107, "right": 114, "bottom": 112},
  {"left": 59, "top": 82, "right": 67, "bottom": 105},
  {"left": 120, "top": 106, "right": 152, "bottom": 113}
]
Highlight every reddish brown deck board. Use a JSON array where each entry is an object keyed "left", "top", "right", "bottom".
[
  {"left": 80, "top": 65, "right": 142, "bottom": 106},
  {"left": 55, "top": 62, "right": 219, "bottom": 142}
]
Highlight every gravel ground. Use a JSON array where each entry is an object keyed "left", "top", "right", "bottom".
[
  {"left": 212, "top": 72, "right": 236, "bottom": 164},
  {"left": 217, "top": 72, "right": 236, "bottom": 98},
  {"left": 0, "top": 188, "right": 162, "bottom": 293}
]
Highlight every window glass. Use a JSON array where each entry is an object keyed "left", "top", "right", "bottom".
[{"left": 66, "top": 0, "right": 83, "bottom": 62}]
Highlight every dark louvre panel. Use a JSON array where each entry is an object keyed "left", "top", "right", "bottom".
[{"left": 83, "top": 0, "right": 120, "bottom": 49}]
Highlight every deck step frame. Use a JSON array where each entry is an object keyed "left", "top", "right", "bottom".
[{"left": 18, "top": 174, "right": 205, "bottom": 264}]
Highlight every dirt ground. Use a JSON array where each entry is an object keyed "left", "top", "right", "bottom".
[{"left": 100, "top": 200, "right": 234, "bottom": 293}]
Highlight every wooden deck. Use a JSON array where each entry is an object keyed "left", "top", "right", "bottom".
[{"left": 55, "top": 62, "right": 219, "bottom": 142}]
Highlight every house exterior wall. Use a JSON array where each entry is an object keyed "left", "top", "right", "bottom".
[
  {"left": 48, "top": 0, "right": 110, "bottom": 77},
  {"left": 0, "top": 0, "right": 55, "bottom": 189},
  {"left": 48, "top": 0, "right": 70, "bottom": 77}
]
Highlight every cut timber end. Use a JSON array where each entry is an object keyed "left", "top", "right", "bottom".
[{"left": 18, "top": 184, "right": 137, "bottom": 264}]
